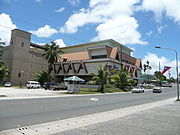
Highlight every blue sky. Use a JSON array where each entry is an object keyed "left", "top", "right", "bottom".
[{"left": 0, "top": 0, "right": 180, "bottom": 77}]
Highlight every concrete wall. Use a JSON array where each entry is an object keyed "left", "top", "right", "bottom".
[{"left": 2, "top": 29, "right": 48, "bottom": 86}]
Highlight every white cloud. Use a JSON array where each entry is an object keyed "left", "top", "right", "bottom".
[
  {"left": 35, "top": 0, "right": 42, "bottom": 2},
  {"left": 32, "top": 41, "right": 46, "bottom": 45},
  {"left": 68, "top": 0, "right": 80, "bottom": 6},
  {"left": 60, "top": 0, "right": 147, "bottom": 45},
  {"left": 54, "top": 39, "right": 66, "bottom": 47},
  {"left": 141, "top": 0, "right": 180, "bottom": 23},
  {"left": 157, "top": 25, "right": 167, "bottom": 34},
  {"left": 142, "top": 52, "right": 179, "bottom": 78},
  {"left": 92, "top": 16, "right": 147, "bottom": 45},
  {"left": 55, "top": 7, "right": 65, "bottom": 13},
  {"left": 29, "top": 25, "right": 58, "bottom": 38},
  {"left": 0, "top": 13, "right": 17, "bottom": 45},
  {"left": 146, "top": 31, "right": 153, "bottom": 36}
]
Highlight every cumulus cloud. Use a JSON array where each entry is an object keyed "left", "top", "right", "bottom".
[
  {"left": 55, "top": 7, "right": 65, "bottom": 13},
  {"left": 141, "top": 0, "right": 180, "bottom": 23},
  {"left": 0, "top": 13, "right": 17, "bottom": 45},
  {"left": 60, "top": 0, "right": 147, "bottom": 45},
  {"left": 142, "top": 52, "right": 179, "bottom": 78},
  {"left": 54, "top": 39, "right": 66, "bottom": 47},
  {"left": 29, "top": 25, "right": 58, "bottom": 38},
  {"left": 92, "top": 16, "right": 147, "bottom": 45}
]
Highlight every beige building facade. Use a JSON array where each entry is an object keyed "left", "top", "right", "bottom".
[
  {"left": 2, "top": 29, "right": 48, "bottom": 85},
  {"left": 2, "top": 29, "right": 142, "bottom": 86},
  {"left": 52, "top": 39, "right": 142, "bottom": 82}
]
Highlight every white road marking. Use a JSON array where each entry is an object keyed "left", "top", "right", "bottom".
[{"left": 90, "top": 97, "right": 99, "bottom": 101}]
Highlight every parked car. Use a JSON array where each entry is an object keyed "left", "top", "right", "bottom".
[
  {"left": 26, "top": 81, "right": 41, "bottom": 89},
  {"left": 162, "top": 83, "right": 173, "bottom": 87},
  {"left": 153, "top": 87, "right": 162, "bottom": 93},
  {"left": 132, "top": 86, "right": 144, "bottom": 93},
  {"left": 43, "top": 82, "right": 67, "bottom": 90},
  {"left": 4, "top": 82, "right": 12, "bottom": 87},
  {"left": 42, "top": 82, "right": 54, "bottom": 90}
]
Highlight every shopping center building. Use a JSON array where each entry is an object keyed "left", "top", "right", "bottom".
[{"left": 2, "top": 29, "right": 142, "bottom": 85}]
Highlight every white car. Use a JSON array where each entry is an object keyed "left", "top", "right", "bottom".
[
  {"left": 4, "top": 82, "right": 12, "bottom": 87},
  {"left": 132, "top": 87, "right": 144, "bottom": 93},
  {"left": 153, "top": 87, "right": 162, "bottom": 93},
  {"left": 26, "top": 81, "right": 41, "bottom": 89}
]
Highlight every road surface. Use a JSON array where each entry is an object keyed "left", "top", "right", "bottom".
[{"left": 0, "top": 86, "right": 176, "bottom": 131}]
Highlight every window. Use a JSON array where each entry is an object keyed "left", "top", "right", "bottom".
[
  {"left": 21, "top": 42, "right": 24, "bottom": 47},
  {"left": 91, "top": 55, "right": 107, "bottom": 59},
  {"left": 18, "top": 73, "right": 21, "bottom": 78}
]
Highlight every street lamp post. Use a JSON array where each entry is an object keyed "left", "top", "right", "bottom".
[{"left": 155, "top": 46, "right": 179, "bottom": 101}]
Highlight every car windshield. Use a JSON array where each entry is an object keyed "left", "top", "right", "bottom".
[{"left": 5, "top": 82, "right": 11, "bottom": 84}]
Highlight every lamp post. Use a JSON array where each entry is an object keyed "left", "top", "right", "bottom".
[{"left": 155, "top": 46, "right": 179, "bottom": 101}]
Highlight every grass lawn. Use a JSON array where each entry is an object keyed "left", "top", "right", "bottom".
[{"left": 62, "top": 87, "right": 131, "bottom": 94}]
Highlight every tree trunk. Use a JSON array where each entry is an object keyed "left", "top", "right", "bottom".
[{"left": 100, "top": 83, "right": 104, "bottom": 93}]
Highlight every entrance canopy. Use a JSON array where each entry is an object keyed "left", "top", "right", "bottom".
[{"left": 64, "top": 76, "right": 85, "bottom": 82}]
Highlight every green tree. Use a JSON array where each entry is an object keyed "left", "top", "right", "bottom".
[
  {"left": 0, "top": 61, "right": 9, "bottom": 82},
  {"left": 154, "top": 71, "right": 166, "bottom": 85},
  {"left": 91, "top": 65, "right": 108, "bottom": 93},
  {"left": 33, "top": 70, "right": 49, "bottom": 86},
  {"left": 42, "top": 41, "right": 63, "bottom": 75},
  {"left": 167, "top": 77, "right": 175, "bottom": 83},
  {"left": 0, "top": 38, "right": 5, "bottom": 58},
  {"left": 111, "top": 69, "right": 130, "bottom": 90}
]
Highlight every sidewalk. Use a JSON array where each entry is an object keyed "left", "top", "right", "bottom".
[{"left": 55, "top": 100, "right": 180, "bottom": 135}]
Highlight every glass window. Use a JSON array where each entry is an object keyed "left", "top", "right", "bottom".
[{"left": 91, "top": 55, "right": 107, "bottom": 59}]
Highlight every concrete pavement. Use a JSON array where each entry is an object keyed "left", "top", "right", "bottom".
[{"left": 0, "top": 87, "right": 67, "bottom": 99}]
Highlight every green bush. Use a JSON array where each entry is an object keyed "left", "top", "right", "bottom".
[{"left": 104, "top": 83, "right": 115, "bottom": 88}]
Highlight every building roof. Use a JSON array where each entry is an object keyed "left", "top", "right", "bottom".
[
  {"left": 60, "top": 51, "right": 89, "bottom": 61},
  {"left": 60, "top": 39, "right": 133, "bottom": 52}
]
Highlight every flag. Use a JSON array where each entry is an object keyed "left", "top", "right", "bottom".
[{"left": 161, "top": 66, "right": 171, "bottom": 74}]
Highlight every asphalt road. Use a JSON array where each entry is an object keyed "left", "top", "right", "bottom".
[{"left": 0, "top": 86, "right": 177, "bottom": 131}]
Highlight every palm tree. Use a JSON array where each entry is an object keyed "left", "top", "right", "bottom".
[
  {"left": 42, "top": 41, "right": 63, "bottom": 75},
  {"left": 143, "top": 60, "right": 152, "bottom": 74},
  {"left": 91, "top": 65, "right": 108, "bottom": 93},
  {"left": 111, "top": 69, "right": 130, "bottom": 90},
  {"left": 0, "top": 38, "right": 5, "bottom": 58}
]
